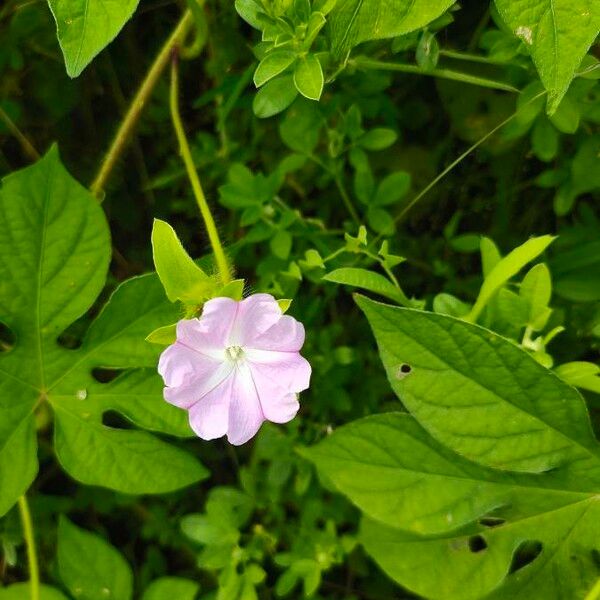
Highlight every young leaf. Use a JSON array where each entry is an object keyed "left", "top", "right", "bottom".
[
  {"left": 0, "top": 150, "right": 207, "bottom": 516},
  {"left": 480, "top": 237, "right": 502, "bottom": 277},
  {"left": 293, "top": 55, "right": 324, "bottom": 100},
  {"left": 58, "top": 516, "right": 133, "bottom": 600},
  {"left": 48, "top": 0, "right": 140, "bottom": 78},
  {"left": 323, "top": 268, "right": 410, "bottom": 306},
  {"left": 254, "top": 50, "right": 297, "bottom": 87},
  {"left": 466, "top": 235, "right": 555, "bottom": 323},
  {"left": 304, "top": 412, "right": 600, "bottom": 599},
  {"left": 359, "top": 128, "right": 398, "bottom": 151},
  {"left": 0, "top": 584, "right": 69, "bottom": 600},
  {"left": 373, "top": 172, "right": 410, "bottom": 206},
  {"left": 494, "top": 0, "right": 600, "bottom": 112},
  {"left": 151, "top": 219, "right": 214, "bottom": 303},
  {"left": 555, "top": 362, "right": 600, "bottom": 394},
  {"left": 356, "top": 296, "right": 599, "bottom": 473},
  {"left": 142, "top": 577, "right": 200, "bottom": 600},
  {"left": 253, "top": 75, "right": 298, "bottom": 118},
  {"left": 520, "top": 263, "right": 552, "bottom": 330},
  {"left": 328, "top": 0, "right": 454, "bottom": 55}
]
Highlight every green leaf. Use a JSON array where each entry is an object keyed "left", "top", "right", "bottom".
[
  {"left": 151, "top": 219, "right": 214, "bottom": 304},
  {"left": 328, "top": 0, "right": 455, "bottom": 55},
  {"left": 58, "top": 516, "right": 133, "bottom": 600},
  {"left": 466, "top": 235, "right": 555, "bottom": 323},
  {"left": 367, "top": 206, "right": 395, "bottom": 236},
  {"left": 253, "top": 75, "right": 298, "bottom": 118},
  {"left": 304, "top": 412, "right": 600, "bottom": 599},
  {"left": 415, "top": 30, "right": 439, "bottom": 71},
  {"left": 480, "top": 237, "right": 502, "bottom": 277},
  {"left": 146, "top": 323, "right": 177, "bottom": 345},
  {"left": 373, "top": 172, "right": 411, "bottom": 205},
  {"left": 279, "top": 101, "right": 323, "bottom": 154},
  {"left": 0, "top": 150, "right": 206, "bottom": 514},
  {"left": 556, "top": 362, "right": 600, "bottom": 394},
  {"left": 359, "top": 128, "right": 398, "bottom": 151},
  {"left": 293, "top": 55, "right": 324, "bottom": 100},
  {"left": 0, "top": 584, "right": 69, "bottom": 600},
  {"left": 432, "top": 293, "right": 471, "bottom": 317},
  {"left": 323, "top": 268, "right": 410, "bottom": 306},
  {"left": 254, "top": 50, "right": 297, "bottom": 87},
  {"left": 520, "top": 263, "right": 552, "bottom": 330},
  {"left": 270, "top": 230, "right": 293, "bottom": 260},
  {"left": 48, "top": 0, "right": 140, "bottom": 78},
  {"left": 356, "top": 296, "right": 599, "bottom": 473},
  {"left": 142, "top": 577, "right": 200, "bottom": 600},
  {"left": 494, "top": 0, "right": 600, "bottom": 112},
  {"left": 531, "top": 117, "right": 559, "bottom": 162}
]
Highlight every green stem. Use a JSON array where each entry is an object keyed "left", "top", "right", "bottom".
[
  {"left": 90, "top": 10, "right": 194, "bottom": 199},
  {"left": 18, "top": 495, "right": 40, "bottom": 600},
  {"left": 170, "top": 56, "right": 231, "bottom": 284},
  {"left": 393, "top": 91, "right": 547, "bottom": 225},
  {"left": 0, "top": 105, "right": 40, "bottom": 162},
  {"left": 351, "top": 57, "right": 519, "bottom": 93}
]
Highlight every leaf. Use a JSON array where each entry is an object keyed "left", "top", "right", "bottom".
[
  {"left": 494, "top": 0, "right": 600, "bottom": 112},
  {"left": 253, "top": 75, "right": 298, "bottom": 118},
  {"left": 328, "top": 0, "right": 455, "bottom": 55},
  {"left": 47, "top": 0, "right": 140, "bottom": 78},
  {"left": 58, "top": 516, "right": 133, "bottom": 600},
  {"left": 293, "top": 55, "right": 324, "bottom": 101},
  {"left": 151, "top": 219, "right": 214, "bottom": 303},
  {"left": 0, "top": 149, "right": 207, "bottom": 515},
  {"left": 355, "top": 296, "right": 599, "bottom": 473},
  {"left": 323, "top": 268, "right": 410, "bottom": 306},
  {"left": 0, "top": 584, "right": 69, "bottom": 600},
  {"left": 142, "top": 577, "right": 200, "bottom": 600},
  {"left": 556, "top": 362, "right": 600, "bottom": 394},
  {"left": 254, "top": 50, "right": 297, "bottom": 87},
  {"left": 373, "top": 172, "right": 411, "bottom": 206},
  {"left": 465, "top": 235, "right": 555, "bottom": 323},
  {"left": 303, "top": 412, "right": 600, "bottom": 599},
  {"left": 359, "top": 128, "right": 398, "bottom": 151},
  {"left": 520, "top": 263, "right": 552, "bottom": 330}
]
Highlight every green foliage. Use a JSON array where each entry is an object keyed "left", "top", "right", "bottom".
[
  {"left": 0, "top": 149, "right": 206, "bottom": 517},
  {"left": 47, "top": 0, "right": 140, "bottom": 77}
]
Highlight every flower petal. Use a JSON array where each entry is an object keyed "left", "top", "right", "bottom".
[
  {"left": 249, "top": 315, "right": 305, "bottom": 352},
  {"left": 245, "top": 350, "right": 311, "bottom": 394},
  {"left": 188, "top": 374, "right": 234, "bottom": 440},
  {"left": 226, "top": 364, "right": 266, "bottom": 445},
  {"left": 229, "top": 294, "right": 282, "bottom": 347}
]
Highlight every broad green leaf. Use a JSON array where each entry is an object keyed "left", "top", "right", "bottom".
[
  {"left": 253, "top": 76, "right": 298, "bottom": 118},
  {"left": 151, "top": 219, "right": 214, "bottom": 303},
  {"left": 142, "top": 577, "right": 200, "bottom": 600},
  {"left": 58, "top": 516, "right": 133, "bottom": 600},
  {"left": 494, "top": 0, "right": 600, "bottom": 112},
  {"left": 432, "top": 293, "right": 471, "bottom": 317},
  {"left": 466, "top": 235, "right": 555, "bottom": 323},
  {"left": 556, "top": 362, "right": 600, "bottom": 394},
  {"left": 356, "top": 296, "right": 599, "bottom": 473},
  {"left": 254, "top": 50, "right": 297, "bottom": 87},
  {"left": 304, "top": 412, "right": 600, "bottom": 599},
  {"left": 328, "top": 0, "right": 455, "bottom": 55},
  {"left": 323, "top": 268, "right": 410, "bottom": 306},
  {"left": 293, "top": 55, "right": 324, "bottom": 101},
  {"left": 0, "top": 584, "right": 69, "bottom": 600},
  {"left": 48, "top": 0, "right": 140, "bottom": 78},
  {"left": 0, "top": 149, "right": 206, "bottom": 515}
]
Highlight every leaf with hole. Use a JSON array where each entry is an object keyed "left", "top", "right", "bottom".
[
  {"left": 303, "top": 412, "right": 600, "bottom": 599},
  {"left": 0, "top": 148, "right": 207, "bottom": 517}
]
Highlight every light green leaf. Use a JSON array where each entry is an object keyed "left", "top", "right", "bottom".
[
  {"left": 0, "top": 150, "right": 206, "bottom": 512},
  {"left": 253, "top": 76, "right": 298, "bottom": 118},
  {"left": 466, "top": 235, "right": 555, "bottom": 323},
  {"left": 556, "top": 362, "right": 600, "bottom": 394},
  {"left": 293, "top": 55, "right": 324, "bottom": 100},
  {"left": 142, "top": 578, "right": 199, "bottom": 600},
  {"left": 373, "top": 172, "right": 411, "bottom": 206},
  {"left": 218, "top": 279, "right": 246, "bottom": 301},
  {"left": 432, "top": 293, "right": 471, "bottom": 317},
  {"left": 328, "top": 0, "right": 455, "bottom": 55},
  {"left": 146, "top": 323, "right": 177, "bottom": 345},
  {"left": 359, "top": 128, "right": 398, "bottom": 151},
  {"left": 520, "top": 263, "right": 552, "bottom": 330},
  {"left": 254, "top": 50, "right": 297, "bottom": 87},
  {"left": 58, "top": 516, "right": 133, "bottom": 600},
  {"left": 323, "top": 268, "right": 410, "bottom": 306},
  {"left": 356, "top": 296, "right": 599, "bottom": 473},
  {"left": 494, "top": 0, "right": 600, "bottom": 112},
  {"left": 0, "top": 584, "right": 69, "bottom": 600},
  {"left": 304, "top": 412, "right": 600, "bottom": 599},
  {"left": 151, "top": 219, "right": 213, "bottom": 304},
  {"left": 480, "top": 236, "right": 502, "bottom": 277},
  {"left": 48, "top": 0, "right": 140, "bottom": 78}
]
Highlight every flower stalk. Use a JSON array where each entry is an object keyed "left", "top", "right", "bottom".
[{"left": 18, "top": 495, "right": 40, "bottom": 600}]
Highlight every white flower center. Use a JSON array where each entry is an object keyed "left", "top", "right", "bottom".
[{"left": 225, "top": 345, "right": 245, "bottom": 362}]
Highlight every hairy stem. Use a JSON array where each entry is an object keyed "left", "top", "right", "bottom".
[
  {"left": 169, "top": 56, "right": 231, "bottom": 284},
  {"left": 18, "top": 495, "right": 40, "bottom": 600},
  {"left": 90, "top": 10, "right": 194, "bottom": 199}
]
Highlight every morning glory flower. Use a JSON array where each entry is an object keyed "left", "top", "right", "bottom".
[{"left": 158, "top": 294, "right": 311, "bottom": 445}]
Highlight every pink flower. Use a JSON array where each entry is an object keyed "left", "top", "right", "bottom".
[{"left": 158, "top": 294, "right": 311, "bottom": 445}]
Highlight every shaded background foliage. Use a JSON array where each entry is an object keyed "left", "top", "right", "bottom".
[{"left": 0, "top": 0, "right": 599, "bottom": 598}]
